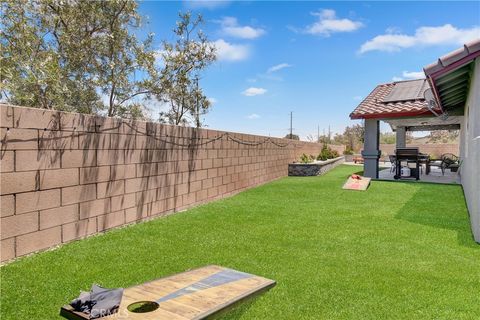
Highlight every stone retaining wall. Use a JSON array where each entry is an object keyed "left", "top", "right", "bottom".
[
  {"left": 0, "top": 104, "right": 323, "bottom": 262},
  {"left": 288, "top": 157, "right": 345, "bottom": 176}
]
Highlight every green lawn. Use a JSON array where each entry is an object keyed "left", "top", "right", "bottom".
[{"left": 1, "top": 165, "right": 479, "bottom": 319}]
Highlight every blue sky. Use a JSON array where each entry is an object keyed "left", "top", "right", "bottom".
[{"left": 139, "top": 1, "right": 480, "bottom": 139}]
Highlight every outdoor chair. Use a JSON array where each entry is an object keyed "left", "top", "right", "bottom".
[{"left": 428, "top": 153, "right": 459, "bottom": 175}]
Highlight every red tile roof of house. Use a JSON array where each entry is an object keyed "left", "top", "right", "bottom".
[
  {"left": 424, "top": 39, "right": 480, "bottom": 112},
  {"left": 351, "top": 39, "right": 479, "bottom": 120},
  {"left": 349, "top": 79, "right": 440, "bottom": 120},
  {"left": 424, "top": 39, "right": 480, "bottom": 77}
]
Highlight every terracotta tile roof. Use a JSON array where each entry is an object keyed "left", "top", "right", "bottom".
[
  {"left": 351, "top": 39, "right": 480, "bottom": 120},
  {"left": 424, "top": 39, "right": 480, "bottom": 77},
  {"left": 424, "top": 39, "right": 480, "bottom": 112},
  {"left": 349, "top": 79, "right": 439, "bottom": 120}
]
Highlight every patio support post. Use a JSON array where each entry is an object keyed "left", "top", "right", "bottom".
[
  {"left": 362, "top": 119, "right": 381, "bottom": 178},
  {"left": 396, "top": 127, "right": 406, "bottom": 148}
]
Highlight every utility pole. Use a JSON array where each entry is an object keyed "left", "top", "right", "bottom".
[
  {"left": 289, "top": 111, "right": 293, "bottom": 138},
  {"left": 317, "top": 125, "right": 320, "bottom": 143}
]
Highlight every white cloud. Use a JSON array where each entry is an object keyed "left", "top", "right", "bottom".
[
  {"left": 392, "top": 71, "right": 425, "bottom": 82},
  {"left": 359, "top": 24, "right": 480, "bottom": 53},
  {"left": 304, "top": 9, "right": 364, "bottom": 36},
  {"left": 267, "top": 63, "right": 292, "bottom": 73},
  {"left": 208, "top": 97, "right": 218, "bottom": 104},
  {"left": 212, "top": 39, "right": 250, "bottom": 61},
  {"left": 160, "top": 39, "right": 250, "bottom": 63},
  {"left": 247, "top": 113, "right": 260, "bottom": 119},
  {"left": 218, "top": 17, "right": 265, "bottom": 39},
  {"left": 402, "top": 71, "right": 425, "bottom": 79},
  {"left": 246, "top": 63, "right": 292, "bottom": 84},
  {"left": 184, "top": 0, "right": 231, "bottom": 10},
  {"left": 242, "top": 87, "right": 267, "bottom": 96}
]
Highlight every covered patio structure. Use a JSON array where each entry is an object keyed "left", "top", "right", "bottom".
[
  {"left": 350, "top": 39, "right": 480, "bottom": 242},
  {"left": 350, "top": 78, "right": 462, "bottom": 180}
]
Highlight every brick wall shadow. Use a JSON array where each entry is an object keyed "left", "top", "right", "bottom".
[{"left": 0, "top": 104, "right": 326, "bottom": 262}]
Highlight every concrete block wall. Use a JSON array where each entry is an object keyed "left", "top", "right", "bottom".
[
  {"left": 379, "top": 143, "right": 459, "bottom": 158},
  {"left": 0, "top": 104, "right": 323, "bottom": 261},
  {"left": 326, "top": 144, "right": 346, "bottom": 155}
]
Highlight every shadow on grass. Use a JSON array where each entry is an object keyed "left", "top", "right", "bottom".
[
  {"left": 394, "top": 184, "right": 478, "bottom": 248},
  {"left": 353, "top": 167, "right": 389, "bottom": 177},
  {"left": 214, "top": 297, "right": 260, "bottom": 320}
]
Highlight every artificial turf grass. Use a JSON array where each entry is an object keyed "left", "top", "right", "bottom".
[{"left": 1, "top": 165, "right": 479, "bottom": 319}]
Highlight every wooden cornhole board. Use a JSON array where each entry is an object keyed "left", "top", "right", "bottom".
[
  {"left": 60, "top": 265, "right": 276, "bottom": 320},
  {"left": 342, "top": 176, "right": 371, "bottom": 191}
]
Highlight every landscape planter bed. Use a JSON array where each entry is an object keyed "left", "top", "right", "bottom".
[{"left": 288, "top": 156, "right": 345, "bottom": 176}]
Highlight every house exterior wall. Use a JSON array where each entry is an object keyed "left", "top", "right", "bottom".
[
  {"left": 461, "top": 58, "right": 480, "bottom": 243},
  {"left": 0, "top": 104, "right": 323, "bottom": 262}
]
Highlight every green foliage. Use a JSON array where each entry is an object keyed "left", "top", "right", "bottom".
[
  {"left": 1, "top": 166, "right": 478, "bottom": 319},
  {"left": 1, "top": 2, "right": 215, "bottom": 123},
  {"left": 343, "top": 147, "right": 354, "bottom": 155},
  {"left": 157, "top": 12, "right": 216, "bottom": 126},
  {"left": 1, "top": 0, "right": 89, "bottom": 111},
  {"left": 299, "top": 153, "right": 315, "bottom": 163},
  {"left": 331, "top": 124, "right": 364, "bottom": 151},
  {"left": 1, "top": 0, "right": 156, "bottom": 117},
  {"left": 317, "top": 144, "right": 339, "bottom": 161},
  {"left": 284, "top": 133, "right": 300, "bottom": 140},
  {"left": 380, "top": 132, "right": 396, "bottom": 144},
  {"left": 428, "top": 130, "right": 460, "bottom": 143}
]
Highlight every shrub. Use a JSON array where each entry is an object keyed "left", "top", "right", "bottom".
[
  {"left": 343, "top": 147, "right": 354, "bottom": 155},
  {"left": 300, "top": 153, "right": 315, "bottom": 163},
  {"left": 317, "top": 145, "right": 339, "bottom": 161}
]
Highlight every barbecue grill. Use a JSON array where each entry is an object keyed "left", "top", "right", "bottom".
[{"left": 394, "top": 148, "right": 420, "bottom": 180}]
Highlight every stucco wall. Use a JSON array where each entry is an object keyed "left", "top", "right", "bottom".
[
  {"left": 0, "top": 104, "right": 323, "bottom": 261},
  {"left": 461, "top": 58, "right": 480, "bottom": 243}
]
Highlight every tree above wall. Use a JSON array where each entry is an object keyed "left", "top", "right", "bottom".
[
  {"left": 156, "top": 12, "right": 216, "bottom": 127},
  {"left": 285, "top": 134, "right": 300, "bottom": 140},
  {"left": 1, "top": 0, "right": 215, "bottom": 124}
]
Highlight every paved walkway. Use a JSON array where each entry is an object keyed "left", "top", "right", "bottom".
[
  {"left": 379, "top": 165, "right": 460, "bottom": 184},
  {"left": 343, "top": 162, "right": 461, "bottom": 184}
]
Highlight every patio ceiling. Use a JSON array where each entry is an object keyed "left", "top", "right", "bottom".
[
  {"left": 384, "top": 115, "right": 462, "bottom": 132},
  {"left": 429, "top": 62, "right": 472, "bottom": 114}
]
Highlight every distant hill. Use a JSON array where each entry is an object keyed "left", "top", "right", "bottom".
[{"left": 380, "top": 131, "right": 459, "bottom": 145}]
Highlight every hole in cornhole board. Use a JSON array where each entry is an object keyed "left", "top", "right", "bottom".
[
  {"left": 127, "top": 301, "right": 159, "bottom": 313},
  {"left": 60, "top": 265, "right": 276, "bottom": 320}
]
